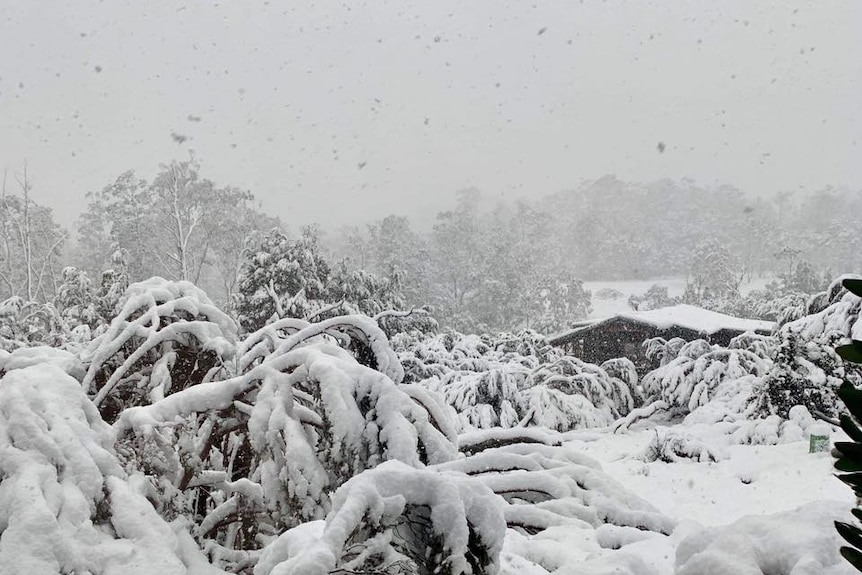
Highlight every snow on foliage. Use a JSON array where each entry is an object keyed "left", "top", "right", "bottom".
[
  {"left": 616, "top": 332, "right": 774, "bottom": 429},
  {"left": 0, "top": 296, "right": 69, "bottom": 350},
  {"left": 13, "top": 271, "right": 840, "bottom": 574},
  {"left": 432, "top": 432, "right": 675, "bottom": 575},
  {"left": 80, "top": 277, "right": 238, "bottom": 422},
  {"left": 0, "top": 364, "right": 218, "bottom": 575},
  {"left": 110, "top": 307, "right": 458, "bottom": 570},
  {"left": 256, "top": 461, "right": 505, "bottom": 575},
  {"left": 396, "top": 330, "right": 639, "bottom": 432},
  {"left": 640, "top": 428, "right": 725, "bottom": 463},
  {"left": 753, "top": 274, "right": 862, "bottom": 418}
]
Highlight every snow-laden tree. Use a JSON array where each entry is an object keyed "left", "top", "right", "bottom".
[
  {"left": 683, "top": 239, "right": 743, "bottom": 308},
  {"left": 56, "top": 266, "right": 100, "bottom": 328},
  {"left": 753, "top": 274, "right": 862, "bottom": 419},
  {"left": 0, "top": 166, "right": 67, "bottom": 302},
  {"left": 77, "top": 161, "right": 279, "bottom": 301},
  {"left": 232, "top": 227, "right": 332, "bottom": 332},
  {"left": 428, "top": 189, "right": 486, "bottom": 333}
]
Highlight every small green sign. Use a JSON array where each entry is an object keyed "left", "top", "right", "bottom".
[{"left": 810, "top": 434, "right": 830, "bottom": 453}]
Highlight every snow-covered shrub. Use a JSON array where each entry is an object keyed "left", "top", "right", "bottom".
[
  {"left": 753, "top": 274, "right": 862, "bottom": 419},
  {"left": 114, "top": 315, "right": 457, "bottom": 570},
  {"left": 439, "top": 430, "right": 675, "bottom": 539},
  {"left": 640, "top": 428, "right": 724, "bottom": 463},
  {"left": 641, "top": 336, "right": 771, "bottom": 415},
  {"left": 0, "top": 364, "right": 212, "bottom": 574},
  {"left": 81, "top": 277, "right": 238, "bottom": 422},
  {"left": 615, "top": 334, "right": 773, "bottom": 432},
  {"left": 433, "top": 428, "right": 676, "bottom": 575},
  {"left": 0, "top": 345, "right": 85, "bottom": 379},
  {"left": 536, "top": 356, "right": 640, "bottom": 415},
  {"left": 730, "top": 411, "right": 815, "bottom": 446},
  {"left": 643, "top": 336, "right": 688, "bottom": 367},
  {"left": 397, "top": 330, "right": 639, "bottom": 432},
  {"left": 0, "top": 296, "right": 70, "bottom": 350},
  {"left": 256, "top": 461, "right": 505, "bottom": 575}
]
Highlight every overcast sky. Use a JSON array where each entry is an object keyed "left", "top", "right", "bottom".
[{"left": 1, "top": 0, "right": 860, "bottom": 230}]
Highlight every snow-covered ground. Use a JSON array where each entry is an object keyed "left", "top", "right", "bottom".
[
  {"left": 542, "top": 419, "right": 856, "bottom": 574},
  {"left": 586, "top": 277, "right": 777, "bottom": 319}
]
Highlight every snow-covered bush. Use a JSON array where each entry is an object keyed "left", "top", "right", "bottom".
[
  {"left": 753, "top": 274, "right": 862, "bottom": 419},
  {"left": 0, "top": 296, "right": 70, "bottom": 350},
  {"left": 113, "top": 313, "right": 458, "bottom": 570},
  {"left": 81, "top": 277, "right": 238, "bottom": 422},
  {"left": 0, "top": 364, "right": 213, "bottom": 574},
  {"left": 641, "top": 335, "right": 772, "bottom": 415},
  {"left": 640, "top": 428, "right": 724, "bottom": 463},
  {"left": 439, "top": 428, "right": 675, "bottom": 547},
  {"left": 256, "top": 461, "right": 505, "bottom": 575},
  {"left": 615, "top": 333, "right": 773, "bottom": 432},
  {"left": 399, "top": 330, "right": 640, "bottom": 432}
]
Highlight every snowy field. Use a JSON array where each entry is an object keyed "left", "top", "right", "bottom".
[
  {"left": 482, "top": 411, "right": 856, "bottom": 574},
  {"left": 586, "top": 277, "right": 777, "bottom": 319},
  {"left": 562, "top": 421, "right": 854, "bottom": 573}
]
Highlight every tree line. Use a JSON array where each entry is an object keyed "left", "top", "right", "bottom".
[{"left": 1, "top": 161, "right": 859, "bottom": 334}]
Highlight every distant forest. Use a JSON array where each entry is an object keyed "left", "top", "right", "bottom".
[{"left": 2, "top": 163, "right": 859, "bottom": 334}]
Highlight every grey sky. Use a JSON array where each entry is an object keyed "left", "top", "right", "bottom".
[{"left": 1, "top": 0, "right": 860, "bottom": 231}]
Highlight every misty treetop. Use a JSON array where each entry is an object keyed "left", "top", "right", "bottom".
[{"left": 0, "top": 162, "right": 859, "bottom": 335}]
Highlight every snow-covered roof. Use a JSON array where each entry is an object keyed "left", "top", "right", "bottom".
[{"left": 550, "top": 304, "right": 774, "bottom": 343}]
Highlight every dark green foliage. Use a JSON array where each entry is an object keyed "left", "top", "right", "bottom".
[
  {"left": 232, "top": 227, "right": 331, "bottom": 332},
  {"left": 834, "top": 277, "right": 862, "bottom": 572}
]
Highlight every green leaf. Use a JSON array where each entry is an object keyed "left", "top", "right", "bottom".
[
  {"left": 836, "top": 472, "right": 862, "bottom": 490},
  {"left": 839, "top": 342, "right": 862, "bottom": 364},
  {"left": 839, "top": 383, "right": 862, "bottom": 419},
  {"left": 836, "top": 442, "right": 862, "bottom": 459},
  {"left": 844, "top": 278, "right": 862, "bottom": 298},
  {"left": 841, "top": 415, "right": 862, "bottom": 443},
  {"left": 837, "top": 521, "right": 862, "bottom": 550},
  {"left": 840, "top": 545, "right": 862, "bottom": 572},
  {"left": 835, "top": 457, "right": 862, "bottom": 473}
]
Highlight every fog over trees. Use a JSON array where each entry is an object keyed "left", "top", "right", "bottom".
[{"left": 2, "top": 161, "right": 854, "bottom": 336}]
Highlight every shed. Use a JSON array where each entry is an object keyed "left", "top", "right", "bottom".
[{"left": 547, "top": 304, "right": 774, "bottom": 371}]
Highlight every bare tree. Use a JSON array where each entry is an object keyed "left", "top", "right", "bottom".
[{"left": 0, "top": 165, "right": 67, "bottom": 301}]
